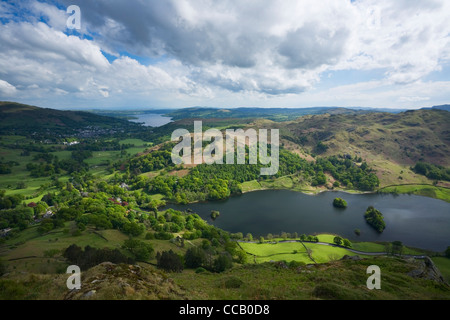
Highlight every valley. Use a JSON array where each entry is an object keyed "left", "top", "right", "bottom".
[{"left": 0, "top": 102, "right": 449, "bottom": 300}]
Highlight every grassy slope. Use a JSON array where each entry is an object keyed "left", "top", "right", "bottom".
[
  {"left": 0, "top": 102, "right": 139, "bottom": 134},
  {"left": 171, "top": 257, "right": 450, "bottom": 300},
  {"left": 432, "top": 257, "right": 450, "bottom": 283},
  {"left": 236, "top": 109, "right": 450, "bottom": 200},
  {"left": 1, "top": 256, "right": 449, "bottom": 300}
]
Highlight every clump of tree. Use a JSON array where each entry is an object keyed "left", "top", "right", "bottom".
[
  {"left": 333, "top": 236, "right": 351, "bottom": 247},
  {"left": 364, "top": 206, "right": 385, "bottom": 233},
  {"left": 299, "top": 234, "right": 319, "bottom": 242},
  {"left": 0, "top": 191, "right": 24, "bottom": 210},
  {"left": 156, "top": 250, "right": 184, "bottom": 272},
  {"left": 63, "top": 244, "right": 134, "bottom": 270},
  {"left": 333, "top": 198, "right": 347, "bottom": 208},
  {"left": 0, "top": 207, "right": 34, "bottom": 230},
  {"left": 122, "top": 239, "right": 154, "bottom": 261},
  {"left": 413, "top": 162, "right": 450, "bottom": 181},
  {"left": 184, "top": 247, "right": 207, "bottom": 269}
]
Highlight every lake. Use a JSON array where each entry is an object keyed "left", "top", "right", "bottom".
[
  {"left": 129, "top": 113, "right": 173, "bottom": 127},
  {"left": 167, "top": 190, "right": 450, "bottom": 252}
]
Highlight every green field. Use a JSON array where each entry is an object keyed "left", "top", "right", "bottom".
[
  {"left": 432, "top": 257, "right": 450, "bottom": 283},
  {"left": 378, "top": 185, "right": 450, "bottom": 203},
  {"left": 240, "top": 180, "right": 262, "bottom": 193},
  {"left": 239, "top": 239, "right": 361, "bottom": 264},
  {"left": 0, "top": 137, "right": 152, "bottom": 200}
]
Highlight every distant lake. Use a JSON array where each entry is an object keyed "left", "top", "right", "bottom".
[
  {"left": 129, "top": 113, "right": 173, "bottom": 127},
  {"left": 168, "top": 190, "right": 450, "bottom": 252}
]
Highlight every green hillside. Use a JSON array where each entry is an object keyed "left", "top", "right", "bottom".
[{"left": 0, "top": 101, "right": 141, "bottom": 137}]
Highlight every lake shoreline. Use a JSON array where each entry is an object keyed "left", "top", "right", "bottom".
[{"left": 167, "top": 189, "right": 450, "bottom": 252}]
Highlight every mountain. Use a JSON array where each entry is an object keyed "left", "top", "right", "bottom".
[
  {"left": 165, "top": 106, "right": 387, "bottom": 122},
  {"left": 279, "top": 109, "right": 449, "bottom": 166},
  {"left": 0, "top": 101, "right": 142, "bottom": 137},
  {"left": 238, "top": 109, "right": 450, "bottom": 187},
  {"left": 432, "top": 105, "right": 450, "bottom": 112}
]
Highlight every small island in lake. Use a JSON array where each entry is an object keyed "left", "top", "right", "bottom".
[
  {"left": 364, "top": 206, "right": 386, "bottom": 233},
  {"left": 333, "top": 198, "right": 347, "bottom": 208},
  {"left": 211, "top": 210, "right": 220, "bottom": 220}
]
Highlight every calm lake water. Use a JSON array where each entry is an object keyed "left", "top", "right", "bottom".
[
  {"left": 168, "top": 190, "right": 450, "bottom": 252},
  {"left": 129, "top": 113, "right": 173, "bottom": 127}
]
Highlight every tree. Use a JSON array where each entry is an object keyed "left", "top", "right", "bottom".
[
  {"left": 184, "top": 247, "right": 206, "bottom": 269},
  {"left": 246, "top": 233, "right": 253, "bottom": 241},
  {"left": 63, "top": 244, "right": 83, "bottom": 263},
  {"left": 123, "top": 239, "right": 154, "bottom": 261},
  {"left": 122, "top": 221, "right": 145, "bottom": 237},
  {"left": 333, "top": 236, "right": 343, "bottom": 246},
  {"left": 391, "top": 241, "right": 403, "bottom": 256},
  {"left": 213, "top": 253, "right": 233, "bottom": 272},
  {"left": 342, "top": 239, "right": 351, "bottom": 248},
  {"left": 157, "top": 250, "right": 184, "bottom": 272}
]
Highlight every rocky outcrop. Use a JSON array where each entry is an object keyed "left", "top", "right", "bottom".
[
  {"left": 407, "top": 257, "right": 447, "bottom": 285},
  {"left": 64, "top": 262, "right": 187, "bottom": 300}
]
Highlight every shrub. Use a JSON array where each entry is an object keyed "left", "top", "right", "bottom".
[
  {"left": 195, "top": 267, "right": 207, "bottom": 274},
  {"left": 288, "top": 260, "right": 305, "bottom": 269},
  {"left": 220, "top": 276, "right": 244, "bottom": 289}
]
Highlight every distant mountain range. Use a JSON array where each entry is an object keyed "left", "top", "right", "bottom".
[{"left": 427, "top": 105, "right": 450, "bottom": 112}]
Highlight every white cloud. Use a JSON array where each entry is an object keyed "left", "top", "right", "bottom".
[
  {"left": 0, "top": 80, "right": 17, "bottom": 97},
  {"left": 0, "top": 0, "right": 449, "bottom": 108}
]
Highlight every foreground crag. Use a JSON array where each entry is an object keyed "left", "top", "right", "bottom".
[{"left": 64, "top": 262, "right": 187, "bottom": 300}]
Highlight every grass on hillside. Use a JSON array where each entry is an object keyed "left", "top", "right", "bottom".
[
  {"left": 378, "top": 184, "right": 450, "bottom": 203},
  {"left": 171, "top": 256, "right": 450, "bottom": 300},
  {"left": 432, "top": 257, "right": 450, "bottom": 283},
  {"left": 0, "top": 137, "right": 152, "bottom": 200},
  {"left": 240, "top": 180, "right": 262, "bottom": 193}
]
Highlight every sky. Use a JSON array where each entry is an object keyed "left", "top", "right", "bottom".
[{"left": 0, "top": 0, "right": 450, "bottom": 110}]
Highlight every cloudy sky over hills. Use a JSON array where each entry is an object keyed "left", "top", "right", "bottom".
[{"left": 0, "top": 0, "right": 450, "bottom": 109}]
